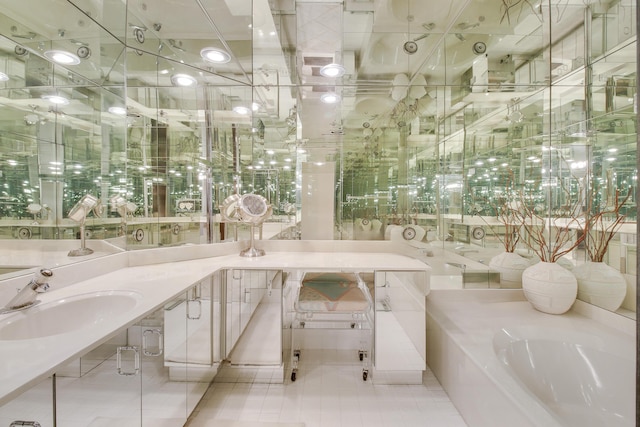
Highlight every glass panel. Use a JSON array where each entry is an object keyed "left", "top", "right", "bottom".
[
  {"left": 54, "top": 327, "right": 142, "bottom": 425},
  {"left": 0, "top": 376, "right": 54, "bottom": 427},
  {"left": 374, "top": 270, "right": 426, "bottom": 372}
]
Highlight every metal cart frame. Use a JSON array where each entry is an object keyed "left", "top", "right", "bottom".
[{"left": 289, "top": 271, "right": 374, "bottom": 382}]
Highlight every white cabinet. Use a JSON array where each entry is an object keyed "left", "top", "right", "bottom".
[
  {"left": 373, "top": 270, "right": 428, "bottom": 384},
  {"left": 0, "top": 280, "right": 215, "bottom": 427}
]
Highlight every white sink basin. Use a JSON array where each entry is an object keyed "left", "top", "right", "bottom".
[{"left": 0, "top": 290, "right": 143, "bottom": 340}]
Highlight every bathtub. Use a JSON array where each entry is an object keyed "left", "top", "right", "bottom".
[
  {"left": 493, "top": 327, "right": 634, "bottom": 427},
  {"left": 425, "top": 289, "right": 635, "bottom": 427}
]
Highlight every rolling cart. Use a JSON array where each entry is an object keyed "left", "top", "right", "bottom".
[{"left": 289, "top": 271, "right": 374, "bottom": 382}]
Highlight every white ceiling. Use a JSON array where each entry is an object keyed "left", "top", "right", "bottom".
[{"left": 0, "top": 0, "right": 629, "bottom": 160}]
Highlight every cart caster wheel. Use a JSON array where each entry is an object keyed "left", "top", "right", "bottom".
[
  {"left": 362, "top": 371, "right": 368, "bottom": 381},
  {"left": 351, "top": 323, "right": 356, "bottom": 329},
  {"left": 294, "top": 350, "right": 301, "bottom": 359},
  {"left": 291, "top": 372, "right": 297, "bottom": 382},
  {"left": 359, "top": 352, "right": 364, "bottom": 361},
  {"left": 300, "top": 321, "right": 305, "bottom": 328}
]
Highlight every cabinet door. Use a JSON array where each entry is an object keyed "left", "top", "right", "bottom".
[
  {"left": 374, "top": 270, "right": 427, "bottom": 372},
  {"left": 140, "top": 293, "right": 187, "bottom": 426},
  {"left": 0, "top": 376, "right": 55, "bottom": 427},
  {"left": 53, "top": 326, "right": 142, "bottom": 425},
  {"left": 183, "top": 279, "right": 215, "bottom": 416}
]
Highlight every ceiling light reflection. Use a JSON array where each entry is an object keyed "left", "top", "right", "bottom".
[
  {"left": 44, "top": 50, "right": 81, "bottom": 65},
  {"left": 319, "top": 63, "right": 345, "bottom": 78},
  {"left": 320, "top": 92, "right": 340, "bottom": 104},
  {"left": 200, "top": 47, "right": 231, "bottom": 63}
]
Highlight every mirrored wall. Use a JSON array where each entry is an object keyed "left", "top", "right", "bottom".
[{"left": 0, "top": 1, "right": 635, "bottom": 315}]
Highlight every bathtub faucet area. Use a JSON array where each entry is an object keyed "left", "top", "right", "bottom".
[{"left": 1, "top": 268, "right": 53, "bottom": 312}]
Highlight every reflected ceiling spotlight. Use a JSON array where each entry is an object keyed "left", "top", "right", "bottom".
[
  {"left": 14, "top": 45, "right": 27, "bottom": 56},
  {"left": 320, "top": 92, "right": 340, "bottom": 104},
  {"left": 233, "top": 105, "right": 252, "bottom": 115},
  {"left": 108, "top": 106, "right": 127, "bottom": 115},
  {"left": 44, "top": 49, "right": 81, "bottom": 65},
  {"left": 0, "top": 72, "right": 8, "bottom": 82},
  {"left": 404, "top": 22, "right": 436, "bottom": 55},
  {"left": 403, "top": 41, "right": 418, "bottom": 55},
  {"left": 42, "top": 94, "right": 70, "bottom": 105},
  {"left": 76, "top": 45, "right": 91, "bottom": 59},
  {"left": 200, "top": 47, "right": 231, "bottom": 63},
  {"left": 67, "top": 194, "right": 100, "bottom": 257},
  {"left": 132, "top": 26, "right": 146, "bottom": 44},
  {"left": 170, "top": 73, "right": 197, "bottom": 87},
  {"left": 472, "top": 41, "right": 487, "bottom": 55},
  {"left": 319, "top": 63, "right": 345, "bottom": 78}
]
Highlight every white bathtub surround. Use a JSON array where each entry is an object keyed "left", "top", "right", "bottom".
[
  {"left": 521, "top": 261, "right": 577, "bottom": 314},
  {"left": 574, "top": 261, "right": 627, "bottom": 312},
  {"left": 487, "top": 251, "right": 531, "bottom": 288},
  {"left": 426, "top": 289, "right": 635, "bottom": 427}
]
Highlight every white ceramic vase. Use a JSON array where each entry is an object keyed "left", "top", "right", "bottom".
[
  {"left": 488, "top": 251, "right": 531, "bottom": 288},
  {"left": 573, "top": 262, "right": 627, "bottom": 312},
  {"left": 521, "top": 261, "right": 577, "bottom": 314}
]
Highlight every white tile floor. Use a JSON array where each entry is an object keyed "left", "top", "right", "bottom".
[{"left": 186, "top": 350, "right": 468, "bottom": 427}]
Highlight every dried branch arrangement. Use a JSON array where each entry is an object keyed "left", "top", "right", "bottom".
[
  {"left": 500, "top": 0, "right": 541, "bottom": 24},
  {"left": 471, "top": 170, "right": 522, "bottom": 253},
  {"left": 517, "top": 184, "right": 585, "bottom": 263},
  {"left": 496, "top": 203, "right": 522, "bottom": 253},
  {"left": 584, "top": 189, "right": 631, "bottom": 262}
]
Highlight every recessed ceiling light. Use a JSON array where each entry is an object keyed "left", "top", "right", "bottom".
[
  {"left": 108, "top": 106, "right": 127, "bottom": 115},
  {"left": 42, "top": 95, "right": 70, "bottom": 105},
  {"left": 44, "top": 50, "right": 81, "bottom": 65},
  {"left": 171, "top": 73, "right": 197, "bottom": 87},
  {"left": 319, "top": 63, "right": 345, "bottom": 78},
  {"left": 233, "top": 106, "right": 251, "bottom": 115},
  {"left": 320, "top": 92, "right": 340, "bottom": 104},
  {"left": 200, "top": 47, "right": 231, "bottom": 64},
  {"left": 0, "top": 72, "right": 8, "bottom": 81}
]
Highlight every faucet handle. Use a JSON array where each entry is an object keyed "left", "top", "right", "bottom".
[
  {"left": 35, "top": 283, "right": 50, "bottom": 293},
  {"left": 38, "top": 268, "right": 53, "bottom": 278},
  {"left": 34, "top": 268, "right": 53, "bottom": 284}
]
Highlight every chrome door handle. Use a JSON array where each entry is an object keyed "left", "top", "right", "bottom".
[{"left": 116, "top": 346, "right": 140, "bottom": 376}]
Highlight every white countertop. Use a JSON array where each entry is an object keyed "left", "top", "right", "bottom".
[{"left": 0, "top": 250, "right": 428, "bottom": 405}]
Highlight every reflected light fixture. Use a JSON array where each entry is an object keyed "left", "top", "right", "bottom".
[
  {"left": 68, "top": 194, "right": 99, "bottom": 257},
  {"left": 200, "top": 47, "right": 231, "bottom": 63},
  {"left": 108, "top": 106, "right": 127, "bottom": 115},
  {"left": 42, "top": 94, "right": 70, "bottom": 105},
  {"left": 0, "top": 72, "right": 8, "bottom": 81},
  {"left": 320, "top": 92, "right": 340, "bottom": 104},
  {"left": 233, "top": 105, "right": 251, "bottom": 115},
  {"left": 238, "top": 193, "right": 272, "bottom": 257},
  {"left": 171, "top": 73, "right": 197, "bottom": 86},
  {"left": 319, "top": 63, "right": 345, "bottom": 78},
  {"left": 44, "top": 49, "right": 81, "bottom": 65}
]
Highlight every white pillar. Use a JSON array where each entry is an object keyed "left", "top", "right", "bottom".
[{"left": 301, "top": 161, "right": 335, "bottom": 240}]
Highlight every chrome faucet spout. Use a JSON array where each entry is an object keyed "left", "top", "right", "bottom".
[{"left": 3, "top": 268, "right": 53, "bottom": 311}]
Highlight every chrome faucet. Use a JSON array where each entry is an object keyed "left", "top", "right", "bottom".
[{"left": 3, "top": 268, "right": 53, "bottom": 311}]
